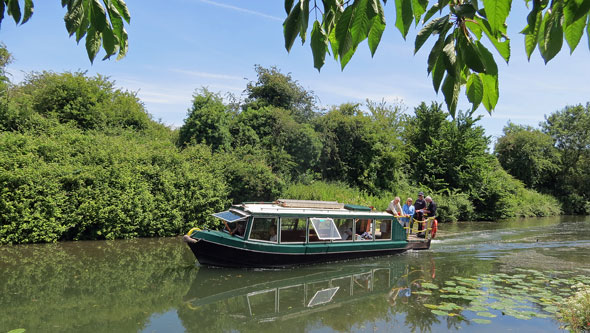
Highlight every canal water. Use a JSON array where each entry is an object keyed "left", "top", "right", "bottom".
[{"left": 1, "top": 215, "right": 589, "bottom": 332}]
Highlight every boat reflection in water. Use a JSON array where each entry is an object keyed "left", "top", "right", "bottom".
[{"left": 180, "top": 257, "right": 440, "bottom": 331}]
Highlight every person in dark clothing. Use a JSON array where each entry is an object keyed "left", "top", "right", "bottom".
[
  {"left": 412, "top": 192, "right": 426, "bottom": 234},
  {"left": 418, "top": 196, "right": 437, "bottom": 238},
  {"left": 424, "top": 196, "right": 437, "bottom": 218}
]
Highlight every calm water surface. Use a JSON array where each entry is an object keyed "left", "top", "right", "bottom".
[{"left": 1, "top": 216, "right": 589, "bottom": 332}]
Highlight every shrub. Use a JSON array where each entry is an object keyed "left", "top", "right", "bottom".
[
  {"left": 0, "top": 126, "right": 228, "bottom": 244},
  {"left": 213, "top": 148, "right": 285, "bottom": 204},
  {"left": 558, "top": 283, "right": 590, "bottom": 332},
  {"left": 5, "top": 71, "right": 152, "bottom": 131}
]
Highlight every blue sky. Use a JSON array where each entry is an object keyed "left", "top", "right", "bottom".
[{"left": 2, "top": 0, "right": 590, "bottom": 143}]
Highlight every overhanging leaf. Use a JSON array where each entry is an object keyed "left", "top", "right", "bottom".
[
  {"left": 479, "top": 73, "right": 498, "bottom": 113},
  {"left": 482, "top": 0, "right": 511, "bottom": 35},
  {"left": 466, "top": 73, "right": 483, "bottom": 110},
  {"left": 395, "top": 0, "right": 413, "bottom": 39},
  {"left": 90, "top": 0, "right": 108, "bottom": 32},
  {"left": 441, "top": 72, "right": 460, "bottom": 117},
  {"left": 564, "top": 12, "right": 587, "bottom": 53},
  {"left": 310, "top": 20, "right": 328, "bottom": 71},
  {"left": 8, "top": 0, "right": 21, "bottom": 24},
  {"left": 412, "top": 0, "right": 428, "bottom": 25},
  {"left": 22, "top": 0, "right": 34, "bottom": 24},
  {"left": 335, "top": 4, "right": 356, "bottom": 68},
  {"left": 284, "top": 1, "right": 302, "bottom": 51},
  {"left": 85, "top": 26, "right": 102, "bottom": 63},
  {"left": 538, "top": 3, "right": 564, "bottom": 63},
  {"left": 367, "top": 1, "right": 386, "bottom": 56}
]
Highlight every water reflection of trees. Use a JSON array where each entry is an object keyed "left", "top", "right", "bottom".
[{"left": 0, "top": 238, "right": 195, "bottom": 332}]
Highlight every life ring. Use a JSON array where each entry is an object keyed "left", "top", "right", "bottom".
[{"left": 431, "top": 219, "right": 438, "bottom": 238}]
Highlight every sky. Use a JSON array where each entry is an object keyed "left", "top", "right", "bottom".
[{"left": 2, "top": 0, "right": 590, "bottom": 144}]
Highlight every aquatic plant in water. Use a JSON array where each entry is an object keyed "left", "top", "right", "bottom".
[
  {"left": 415, "top": 268, "right": 590, "bottom": 326},
  {"left": 558, "top": 283, "right": 590, "bottom": 332}
]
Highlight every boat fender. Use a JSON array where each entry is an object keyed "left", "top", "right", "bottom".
[
  {"left": 431, "top": 220, "right": 437, "bottom": 239},
  {"left": 182, "top": 234, "right": 198, "bottom": 244},
  {"left": 183, "top": 227, "right": 201, "bottom": 243}
]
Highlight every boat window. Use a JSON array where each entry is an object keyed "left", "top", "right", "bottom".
[
  {"left": 280, "top": 217, "right": 306, "bottom": 243},
  {"left": 333, "top": 218, "right": 354, "bottom": 242},
  {"left": 354, "top": 219, "right": 374, "bottom": 241},
  {"left": 226, "top": 220, "right": 246, "bottom": 238},
  {"left": 375, "top": 219, "right": 393, "bottom": 240},
  {"left": 249, "top": 217, "right": 278, "bottom": 243},
  {"left": 309, "top": 218, "right": 341, "bottom": 241}
]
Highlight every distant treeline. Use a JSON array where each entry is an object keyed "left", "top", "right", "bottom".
[{"left": 1, "top": 59, "right": 586, "bottom": 244}]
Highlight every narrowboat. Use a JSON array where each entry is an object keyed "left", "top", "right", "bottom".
[{"left": 183, "top": 199, "right": 436, "bottom": 268}]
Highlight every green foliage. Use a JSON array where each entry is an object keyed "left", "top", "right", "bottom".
[
  {"left": 282, "top": 181, "right": 390, "bottom": 210},
  {"left": 435, "top": 191, "right": 475, "bottom": 222},
  {"left": 230, "top": 105, "right": 322, "bottom": 180},
  {"left": 404, "top": 102, "right": 561, "bottom": 220},
  {"left": 0, "top": 42, "right": 12, "bottom": 88},
  {"left": 495, "top": 122, "right": 560, "bottom": 190},
  {"left": 0, "top": 0, "right": 130, "bottom": 62},
  {"left": 313, "top": 102, "right": 407, "bottom": 193},
  {"left": 244, "top": 65, "right": 317, "bottom": 123},
  {"left": 3, "top": 71, "right": 152, "bottom": 132},
  {"left": 284, "top": 0, "right": 590, "bottom": 116},
  {"left": 177, "top": 88, "right": 232, "bottom": 151},
  {"left": 558, "top": 283, "right": 590, "bottom": 332},
  {"left": 0, "top": 125, "right": 228, "bottom": 244},
  {"left": 213, "top": 148, "right": 285, "bottom": 204},
  {"left": 541, "top": 103, "right": 590, "bottom": 214},
  {"left": 404, "top": 102, "right": 491, "bottom": 193}
]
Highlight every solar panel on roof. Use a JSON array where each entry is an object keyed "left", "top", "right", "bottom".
[{"left": 212, "top": 211, "right": 248, "bottom": 222}]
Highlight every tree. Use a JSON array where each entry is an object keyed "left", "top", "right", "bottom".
[
  {"left": 283, "top": 0, "right": 590, "bottom": 116},
  {"left": 403, "top": 102, "right": 492, "bottom": 192},
  {"left": 244, "top": 65, "right": 318, "bottom": 123},
  {"left": 541, "top": 103, "right": 590, "bottom": 213},
  {"left": 0, "top": 0, "right": 130, "bottom": 62},
  {"left": 177, "top": 88, "right": 232, "bottom": 151},
  {"left": 494, "top": 122, "right": 559, "bottom": 190},
  {"left": 313, "top": 102, "right": 407, "bottom": 193}
]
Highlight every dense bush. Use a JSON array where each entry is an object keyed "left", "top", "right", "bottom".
[
  {"left": 4, "top": 71, "right": 152, "bottom": 131},
  {"left": 0, "top": 125, "right": 228, "bottom": 244}
]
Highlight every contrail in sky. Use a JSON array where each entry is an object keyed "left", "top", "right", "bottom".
[{"left": 199, "top": 0, "right": 283, "bottom": 21}]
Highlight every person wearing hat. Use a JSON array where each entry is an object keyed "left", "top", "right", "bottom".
[{"left": 412, "top": 192, "right": 426, "bottom": 234}]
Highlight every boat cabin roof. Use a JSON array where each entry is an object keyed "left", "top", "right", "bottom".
[{"left": 226, "top": 199, "right": 394, "bottom": 220}]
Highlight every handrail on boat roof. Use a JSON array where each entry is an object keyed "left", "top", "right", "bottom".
[{"left": 275, "top": 199, "right": 344, "bottom": 209}]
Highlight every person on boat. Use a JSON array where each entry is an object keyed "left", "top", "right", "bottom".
[
  {"left": 418, "top": 196, "right": 437, "bottom": 238},
  {"left": 413, "top": 192, "right": 426, "bottom": 234},
  {"left": 401, "top": 197, "right": 415, "bottom": 231},
  {"left": 230, "top": 221, "right": 245, "bottom": 237},
  {"left": 386, "top": 196, "right": 403, "bottom": 216},
  {"left": 339, "top": 222, "right": 353, "bottom": 240},
  {"left": 269, "top": 225, "right": 277, "bottom": 242}
]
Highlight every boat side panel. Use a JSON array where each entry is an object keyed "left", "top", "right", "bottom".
[{"left": 189, "top": 239, "right": 409, "bottom": 268}]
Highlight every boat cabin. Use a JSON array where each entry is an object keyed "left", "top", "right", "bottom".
[{"left": 215, "top": 199, "right": 407, "bottom": 244}]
